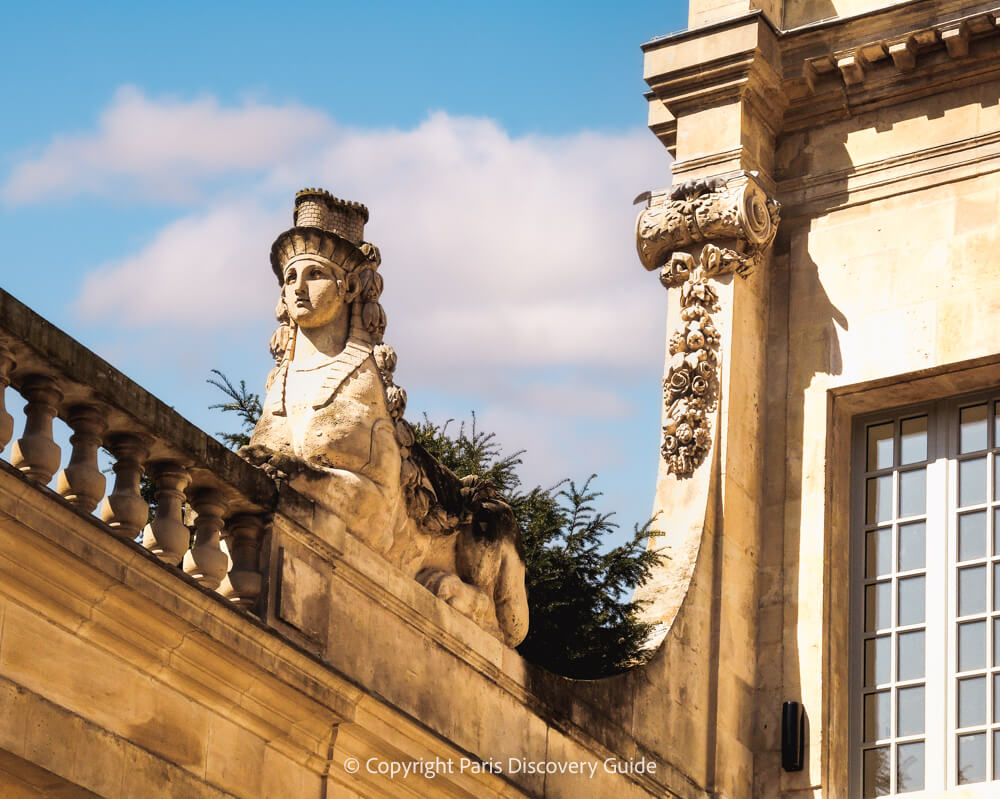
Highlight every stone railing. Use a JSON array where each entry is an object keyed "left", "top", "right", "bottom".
[{"left": 0, "top": 288, "right": 276, "bottom": 612}]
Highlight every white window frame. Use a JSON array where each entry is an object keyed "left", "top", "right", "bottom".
[{"left": 850, "top": 390, "right": 1000, "bottom": 797}]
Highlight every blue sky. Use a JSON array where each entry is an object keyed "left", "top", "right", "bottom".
[{"left": 1, "top": 1, "right": 686, "bottom": 537}]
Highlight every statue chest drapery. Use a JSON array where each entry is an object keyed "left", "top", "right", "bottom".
[{"left": 252, "top": 351, "right": 400, "bottom": 488}]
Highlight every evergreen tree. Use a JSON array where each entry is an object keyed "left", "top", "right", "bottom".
[
  {"left": 412, "top": 416, "right": 663, "bottom": 678},
  {"left": 207, "top": 369, "right": 263, "bottom": 449},
  {"left": 210, "top": 375, "right": 664, "bottom": 679}
]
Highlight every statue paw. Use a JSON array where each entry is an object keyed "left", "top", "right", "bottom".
[
  {"left": 239, "top": 445, "right": 317, "bottom": 483},
  {"left": 238, "top": 444, "right": 275, "bottom": 466}
]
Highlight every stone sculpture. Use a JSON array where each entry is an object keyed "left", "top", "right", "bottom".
[
  {"left": 636, "top": 174, "right": 779, "bottom": 476},
  {"left": 243, "top": 189, "right": 529, "bottom": 646}
]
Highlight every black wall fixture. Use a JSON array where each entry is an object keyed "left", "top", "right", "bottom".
[{"left": 781, "top": 701, "right": 805, "bottom": 772}]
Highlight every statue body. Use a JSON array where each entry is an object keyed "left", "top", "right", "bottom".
[{"left": 245, "top": 190, "right": 528, "bottom": 646}]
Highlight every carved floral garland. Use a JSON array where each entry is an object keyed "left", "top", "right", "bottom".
[{"left": 661, "top": 248, "right": 723, "bottom": 475}]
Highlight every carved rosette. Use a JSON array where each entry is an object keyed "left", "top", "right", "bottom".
[{"left": 636, "top": 174, "right": 779, "bottom": 477}]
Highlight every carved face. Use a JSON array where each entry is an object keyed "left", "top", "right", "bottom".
[{"left": 282, "top": 256, "right": 347, "bottom": 329}]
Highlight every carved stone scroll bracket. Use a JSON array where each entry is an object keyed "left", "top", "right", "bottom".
[{"left": 635, "top": 174, "right": 780, "bottom": 477}]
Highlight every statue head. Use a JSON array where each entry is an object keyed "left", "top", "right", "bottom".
[{"left": 269, "top": 189, "right": 387, "bottom": 362}]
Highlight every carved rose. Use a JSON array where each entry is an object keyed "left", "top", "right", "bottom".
[
  {"left": 691, "top": 376, "right": 709, "bottom": 396},
  {"left": 701, "top": 243, "right": 722, "bottom": 274},
  {"left": 695, "top": 360, "right": 713, "bottom": 379},
  {"left": 667, "top": 368, "right": 691, "bottom": 395}
]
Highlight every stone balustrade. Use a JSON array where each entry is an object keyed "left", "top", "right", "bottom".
[{"left": 0, "top": 288, "right": 276, "bottom": 612}]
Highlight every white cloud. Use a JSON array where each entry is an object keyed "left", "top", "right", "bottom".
[
  {"left": 2, "top": 87, "right": 333, "bottom": 203},
  {"left": 75, "top": 202, "right": 282, "bottom": 325}
]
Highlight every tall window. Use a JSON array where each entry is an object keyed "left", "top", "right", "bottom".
[{"left": 852, "top": 392, "right": 1000, "bottom": 796}]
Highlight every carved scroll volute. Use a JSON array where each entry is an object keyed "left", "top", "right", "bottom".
[
  {"left": 219, "top": 513, "right": 266, "bottom": 608},
  {"left": 100, "top": 433, "right": 151, "bottom": 539},
  {"left": 11, "top": 374, "right": 64, "bottom": 484},
  {"left": 636, "top": 174, "right": 780, "bottom": 477},
  {"left": 636, "top": 177, "right": 779, "bottom": 276},
  {"left": 0, "top": 347, "right": 15, "bottom": 451},
  {"left": 142, "top": 460, "right": 192, "bottom": 565},
  {"left": 183, "top": 487, "right": 229, "bottom": 589},
  {"left": 56, "top": 404, "right": 108, "bottom": 512}
]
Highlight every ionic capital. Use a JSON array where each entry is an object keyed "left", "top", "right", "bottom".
[{"left": 636, "top": 173, "right": 780, "bottom": 285}]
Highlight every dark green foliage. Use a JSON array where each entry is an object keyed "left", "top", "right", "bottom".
[
  {"left": 412, "top": 415, "right": 664, "bottom": 679},
  {"left": 207, "top": 369, "right": 263, "bottom": 450}
]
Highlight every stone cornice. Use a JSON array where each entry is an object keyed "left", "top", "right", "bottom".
[
  {"left": 787, "top": 6, "right": 1000, "bottom": 130},
  {"left": 642, "top": 14, "right": 785, "bottom": 156},
  {"left": 645, "top": 2, "right": 1000, "bottom": 149}
]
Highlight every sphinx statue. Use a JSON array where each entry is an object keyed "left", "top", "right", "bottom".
[{"left": 242, "top": 189, "right": 529, "bottom": 646}]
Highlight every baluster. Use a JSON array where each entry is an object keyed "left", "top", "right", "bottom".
[
  {"left": 142, "top": 460, "right": 191, "bottom": 564},
  {"left": 183, "top": 487, "right": 229, "bottom": 589},
  {"left": 0, "top": 346, "right": 15, "bottom": 451},
  {"left": 219, "top": 513, "right": 266, "bottom": 608},
  {"left": 11, "top": 374, "right": 63, "bottom": 484},
  {"left": 56, "top": 404, "right": 107, "bottom": 512},
  {"left": 100, "top": 433, "right": 150, "bottom": 539}
]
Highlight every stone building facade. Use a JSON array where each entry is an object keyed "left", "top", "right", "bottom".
[{"left": 0, "top": 0, "right": 998, "bottom": 797}]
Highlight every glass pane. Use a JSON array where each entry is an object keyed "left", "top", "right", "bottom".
[
  {"left": 866, "top": 528, "right": 892, "bottom": 578},
  {"left": 958, "top": 565, "right": 987, "bottom": 616},
  {"left": 995, "top": 674, "right": 1000, "bottom": 723},
  {"left": 996, "top": 456, "right": 1000, "bottom": 502},
  {"left": 898, "top": 576, "right": 924, "bottom": 626},
  {"left": 897, "top": 631, "right": 924, "bottom": 680},
  {"left": 897, "top": 741, "right": 924, "bottom": 792},
  {"left": 995, "top": 564, "right": 1000, "bottom": 613},
  {"left": 959, "top": 620, "right": 987, "bottom": 671},
  {"left": 899, "top": 416, "right": 927, "bottom": 464},
  {"left": 868, "top": 422, "right": 894, "bottom": 470},
  {"left": 866, "top": 636, "right": 891, "bottom": 685},
  {"left": 866, "top": 582, "right": 892, "bottom": 631},
  {"left": 898, "top": 469, "right": 925, "bottom": 517},
  {"left": 863, "top": 746, "right": 891, "bottom": 797},
  {"left": 994, "top": 618, "right": 1000, "bottom": 667},
  {"left": 995, "top": 731, "right": 1000, "bottom": 780},
  {"left": 897, "top": 685, "right": 924, "bottom": 735},
  {"left": 958, "top": 511, "right": 987, "bottom": 561},
  {"left": 958, "top": 732, "right": 986, "bottom": 784},
  {"left": 867, "top": 476, "right": 893, "bottom": 523},
  {"left": 996, "top": 401, "right": 1000, "bottom": 447},
  {"left": 959, "top": 458, "right": 987, "bottom": 507},
  {"left": 960, "top": 404, "right": 988, "bottom": 454},
  {"left": 865, "top": 691, "right": 891, "bottom": 741},
  {"left": 958, "top": 676, "right": 986, "bottom": 727},
  {"left": 898, "top": 522, "right": 925, "bottom": 571}
]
